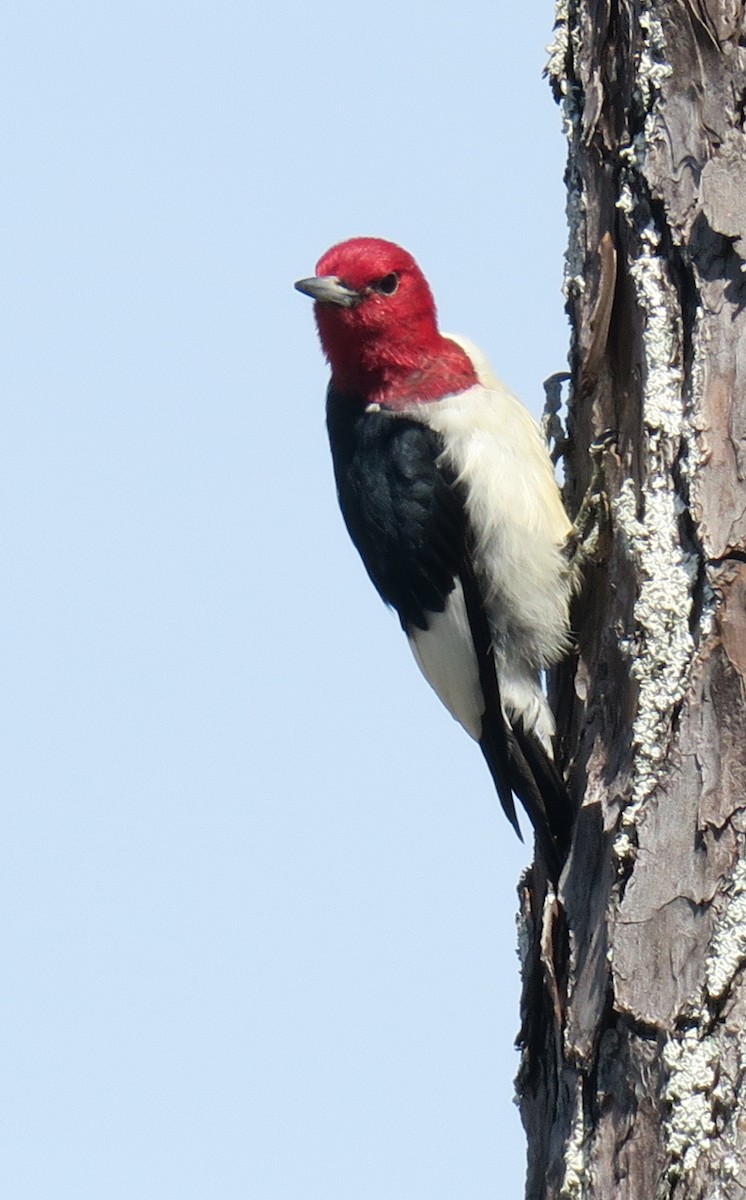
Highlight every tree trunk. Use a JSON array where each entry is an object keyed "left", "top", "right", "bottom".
[{"left": 517, "top": 2, "right": 746, "bottom": 1196}]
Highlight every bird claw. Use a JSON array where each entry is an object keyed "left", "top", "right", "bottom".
[
  {"left": 542, "top": 372, "right": 571, "bottom": 464},
  {"left": 564, "top": 430, "right": 617, "bottom": 568}
]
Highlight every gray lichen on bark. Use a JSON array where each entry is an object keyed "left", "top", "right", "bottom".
[{"left": 517, "top": 2, "right": 746, "bottom": 1197}]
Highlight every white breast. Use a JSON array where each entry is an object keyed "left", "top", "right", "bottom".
[{"left": 401, "top": 336, "right": 572, "bottom": 749}]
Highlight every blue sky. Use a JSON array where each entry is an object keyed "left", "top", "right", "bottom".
[{"left": 3, "top": 2, "right": 568, "bottom": 1196}]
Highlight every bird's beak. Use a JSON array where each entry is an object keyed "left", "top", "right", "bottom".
[{"left": 294, "top": 275, "right": 360, "bottom": 307}]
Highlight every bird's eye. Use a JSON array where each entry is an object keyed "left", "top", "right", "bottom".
[{"left": 375, "top": 272, "right": 399, "bottom": 295}]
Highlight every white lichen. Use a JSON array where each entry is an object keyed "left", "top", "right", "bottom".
[
  {"left": 615, "top": 181, "right": 636, "bottom": 216},
  {"left": 662, "top": 1017, "right": 745, "bottom": 1186},
  {"left": 629, "top": 223, "right": 684, "bottom": 435},
  {"left": 705, "top": 858, "right": 746, "bottom": 1001},
  {"left": 559, "top": 1077, "right": 588, "bottom": 1199},
  {"left": 637, "top": 6, "right": 673, "bottom": 109},
  {"left": 624, "top": 3, "right": 673, "bottom": 177},
  {"left": 611, "top": 216, "right": 695, "bottom": 836},
  {"left": 655, "top": 476, "right": 735, "bottom": 1183},
  {"left": 545, "top": 0, "right": 570, "bottom": 87},
  {"left": 663, "top": 1029, "right": 718, "bottom": 1176}
]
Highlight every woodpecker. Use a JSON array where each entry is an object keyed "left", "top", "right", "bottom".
[{"left": 296, "top": 237, "right": 576, "bottom": 869}]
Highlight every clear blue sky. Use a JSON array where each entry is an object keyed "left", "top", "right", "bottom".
[{"left": 3, "top": 3, "right": 568, "bottom": 1197}]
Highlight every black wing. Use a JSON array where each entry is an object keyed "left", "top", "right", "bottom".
[{"left": 326, "top": 388, "right": 464, "bottom": 630}]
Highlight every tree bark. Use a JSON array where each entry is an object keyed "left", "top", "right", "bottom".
[{"left": 517, "top": 2, "right": 746, "bottom": 1196}]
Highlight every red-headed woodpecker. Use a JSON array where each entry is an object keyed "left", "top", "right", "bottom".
[{"left": 296, "top": 237, "right": 576, "bottom": 869}]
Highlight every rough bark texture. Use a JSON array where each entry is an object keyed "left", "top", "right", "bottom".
[{"left": 517, "top": 2, "right": 746, "bottom": 1197}]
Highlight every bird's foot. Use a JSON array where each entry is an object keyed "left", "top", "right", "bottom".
[
  {"left": 563, "top": 429, "right": 616, "bottom": 569},
  {"left": 541, "top": 371, "right": 571, "bottom": 465}
]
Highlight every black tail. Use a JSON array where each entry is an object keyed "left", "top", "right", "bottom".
[
  {"left": 509, "top": 720, "right": 575, "bottom": 868},
  {"left": 460, "top": 564, "right": 575, "bottom": 877},
  {"left": 479, "top": 719, "right": 571, "bottom": 879}
]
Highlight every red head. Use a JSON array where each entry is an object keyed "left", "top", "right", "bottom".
[{"left": 295, "top": 237, "right": 477, "bottom": 406}]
